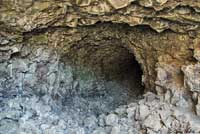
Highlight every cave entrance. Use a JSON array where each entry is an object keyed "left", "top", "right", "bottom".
[
  {"left": 0, "top": 24, "right": 145, "bottom": 134},
  {"left": 61, "top": 37, "right": 144, "bottom": 114}
]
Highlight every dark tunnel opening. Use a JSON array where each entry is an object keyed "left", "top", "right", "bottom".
[{"left": 60, "top": 38, "right": 144, "bottom": 99}]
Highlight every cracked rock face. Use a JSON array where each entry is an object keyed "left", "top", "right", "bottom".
[
  {"left": 1, "top": 0, "right": 200, "bottom": 133},
  {"left": 2, "top": 0, "right": 200, "bottom": 32}
]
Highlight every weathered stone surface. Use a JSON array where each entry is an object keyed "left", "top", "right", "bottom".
[
  {"left": 182, "top": 63, "right": 200, "bottom": 92},
  {"left": 1, "top": 0, "right": 200, "bottom": 133},
  {"left": 1, "top": 0, "right": 200, "bottom": 33},
  {"left": 105, "top": 113, "right": 119, "bottom": 126},
  {"left": 107, "top": 0, "right": 133, "bottom": 9}
]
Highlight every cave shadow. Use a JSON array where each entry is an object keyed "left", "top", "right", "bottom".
[{"left": 60, "top": 38, "right": 144, "bottom": 99}]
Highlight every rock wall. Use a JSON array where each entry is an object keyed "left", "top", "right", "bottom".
[
  {"left": 2, "top": 0, "right": 200, "bottom": 33},
  {"left": 1, "top": 0, "right": 200, "bottom": 117}
]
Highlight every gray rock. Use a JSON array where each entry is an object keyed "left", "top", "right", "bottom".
[
  {"left": 105, "top": 113, "right": 119, "bottom": 126},
  {"left": 138, "top": 104, "right": 149, "bottom": 120},
  {"left": 196, "top": 104, "right": 200, "bottom": 116},
  {"left": 182, "top": 64, "right": 200, "bottom": 92},
  {"left": 34, "top": 102, "right": 51, "bottom": 116},
  {"left": 98, "top": 114, "right": 106, "bottom": 127},
  {"left": 24, "top": 73, "right": 37, "bottom": 87},
  {"left": 40, "top": 124, "right": 51, "bottom": 130},
  {"left": 84, "top": 115, "right": 98, "bottom": 130},
  {"left": 128, "top": 127, "right": 139, "bottom": 134},
  {"left": 0, "top": 119, "right": 19, "bottom": 134},
  {"left": 20, "top": 111, "right": 34, "bottom": 122},
  {"left": 143, "top": 114, "right": 162, "bottom": 132},
  {"left": 111, "top": 125, "right": 121, "bottom": 134},
  {"left": 0, "top": 39, "right": 9, "bottom": 45},
  {"left": 115, "top": 106, "right": 127, "bottom": 116},
  {"left": 11, "top": 59, "right": 29, "bottom": 73},
  {"left": 67, "top": 127, "right": 85, "bottom": 134},
  {"left": 127, "top": 106, "right": 136, "bottom": 119},
  {"left": 58, "top": 119, "right": 67, "bottom": 129},
  {"left": 92, "top": 127, "right": 107, "bottom": 134}
]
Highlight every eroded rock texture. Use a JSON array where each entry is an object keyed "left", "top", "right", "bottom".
[
  {"left": 1, "top": 0, "right": 200, "bottom": 133},
  {"left": 2, "top": 0, "right": 200, "bottom": 33}
]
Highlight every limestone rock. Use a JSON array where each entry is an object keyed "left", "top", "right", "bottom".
[
  {"left": 105, "top": 113, "right": 119, "bottom": 126},
  {"left": 110, "top": 125, "right": 121, "bottom": 134},
  {"left": 156, "top": 0, "right": 168, "bottom": 5},
  {"left": 1, "top": 0, "right": 200, "bottom": 32},
  {"left": 1, "top": 0, "right": 200, "bottom": 133},
  {"left": 92, "top": 127, "right": 107, "bottom": 134},
  {"left": 139, "top": 0, "right": 153, "bottom": 7},
  {"left": 137, "top": 104, "right": 150, "bottom": 120},
  {"left": 196, "top": 104, "right": 200, "bottom": 116},
  {"left": 143, "top": 115, "right": 162, "bottom": 131},
  {"left": 194, "top": 49, "right": 200, "bottom": 61},
  {"left": 76, "top": 0, "right": 93, "bottom": 6},
  {"left": 107, "top": 0, "right": 133, "bottom": 9},
  {"left": 182, "top": 64, "right": 200, "bottom": 92},
  {"left": 84, "top": 116, "right": 98, "bottom": 130}
]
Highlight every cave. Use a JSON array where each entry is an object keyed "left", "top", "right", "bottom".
[
  {"left": 0, "top": 23, "right": 148, "bottom": 133},
  {"left": 60, "top": 33, "right": 144, "bottom": 98},
  {"left": 2, "top": 0, "right": 200, "bottom": 133},
  {"left": 1, "top": 22, "right": 198, "bottom": 133},
  {"left": 58, "top": 34, "right": 144, "bottom": 118}
]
